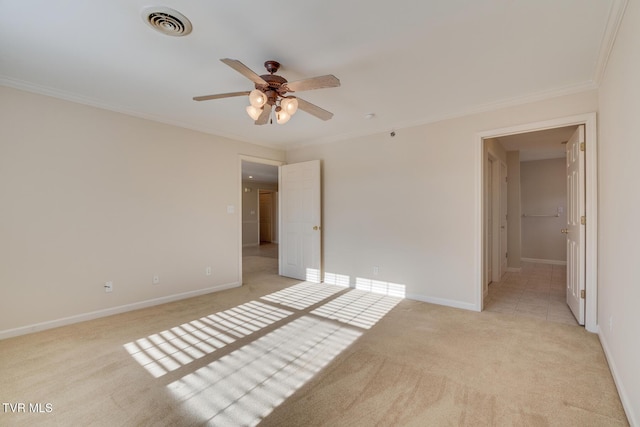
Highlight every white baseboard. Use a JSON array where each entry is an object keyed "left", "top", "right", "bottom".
[
  {"left": 405, "top": 293, "right": 478, "bottom": 312},
  {"left": 0, "top": 282, "right": 240, "bottom": 340},
  {"left": 521, "top": 257, "right": 567, "bottom": 266},
  {"left": 598, "top": 328, "right": 637, "bottom": 427},
  {"left": 506, "top": 267, "right": 522, "bottom": 272}
]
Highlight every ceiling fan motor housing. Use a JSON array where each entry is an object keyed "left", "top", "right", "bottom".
[{"left": 257, "top": 73, "right": 289, "bottom": 105}]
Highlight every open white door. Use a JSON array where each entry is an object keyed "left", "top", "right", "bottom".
[
  {"left": 500, "top": 161, "right": 508, "bottom": 277},
  {"left": 565, "top": 125, "right": 585, "bottom": 325},
  {"left": 279, "top": 160, "right": 322, "bottom": 282},
  {"left": 486, "top": 157, "right": 493, "bottom": 288}
]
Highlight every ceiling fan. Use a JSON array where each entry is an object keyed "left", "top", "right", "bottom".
[{"left": 193, "top": 58, "right": 340, "bottom": 125}]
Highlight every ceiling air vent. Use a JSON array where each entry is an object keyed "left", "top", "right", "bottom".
[{"left": 142, "top": 7, "right": 192, "bottom": 37}]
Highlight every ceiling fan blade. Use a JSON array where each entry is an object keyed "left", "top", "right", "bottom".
[
  {"left": 193, "top": 91, "right": 250, "bottom": 101},
  {"left": 220, "top": 58, "right": 268, "bottom": 86},
  {"left": 297, "top": 98, "right": 334, "bottom": 121},
  {"left": 255, "top": 103, "right": 272, "bottom": 125},
  {"left": 283, "top": 75, "right": 340, "bottom": 92}
]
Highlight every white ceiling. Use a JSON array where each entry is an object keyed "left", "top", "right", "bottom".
[
  {"left": 0, "top": 1, "right": 622, "bottom": 150},
  {"left": 242, "top": 161, "right": 278, "bottom": 184},
  {"left": 497, "top": 126, "right": 578, "bottom": 161}
]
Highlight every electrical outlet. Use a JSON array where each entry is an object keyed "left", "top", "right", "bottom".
[
  {"left": 373, "top": 266, "right": 379, "bottom": 275},
  {"left": 104, "top": 281, "right": 113, "bottom": 293},
  {"left": 153, "top": 275, "right": 160, "bottom": 285},
  {"left": 205, "top": 266, "right": 212, "bottom": 276}
]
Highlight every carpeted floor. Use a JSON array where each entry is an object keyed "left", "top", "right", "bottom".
[{"left": 0, "top": 247, "right": 628, "bottom": 426}]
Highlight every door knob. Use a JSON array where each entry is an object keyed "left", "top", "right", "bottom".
[
  {"left": 313, "top": 226, "right": 319, "bottom": 230},
  {"left": 561, "top": 228, "right": 569, "bottom": 234}
]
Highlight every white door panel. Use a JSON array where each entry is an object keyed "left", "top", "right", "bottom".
[
  {"left": 280, "top": 160, "right": 321, "bottom": 282},
  {"left": 566, "top": 126, "right": 585, "bottom": 325},
  {"left": 486, "top": 157, "right": 493, "bottom": 287},
  {"left": 500, "top": 161, "right": 508, "bottom": 277}
]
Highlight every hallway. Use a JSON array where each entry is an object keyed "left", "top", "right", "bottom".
[{"left": 484, "top": 262, "right": 578, "bottom": 326}]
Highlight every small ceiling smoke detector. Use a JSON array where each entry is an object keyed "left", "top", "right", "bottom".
[{"left": 142, "top": 7, "right": 192, "bottom": 37}]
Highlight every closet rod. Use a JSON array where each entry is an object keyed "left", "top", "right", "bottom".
[{"left": 521, "top": 213, "right": 560, "bottom": 218}]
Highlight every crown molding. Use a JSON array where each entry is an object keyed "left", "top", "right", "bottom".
[
  {"left": 286, "top": 80, "right": 598, "bottom": 151},
  {"left": 593, "top": 0, "right": 629, "bottom": 85},
  {"left": 0, "top": 76, "right": 281, "bottom": 150}
]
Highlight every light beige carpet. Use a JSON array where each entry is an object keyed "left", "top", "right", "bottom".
[{"left": 0, "top": 262, "right": 628, "bottom": 426}]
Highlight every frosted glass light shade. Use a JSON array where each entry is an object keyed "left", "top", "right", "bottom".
[
  {"left": 246, "top": 105, "right": 262, "bottom": 120},
  {"left": 249, "top": 90, "right": 267, "bottom": 108},
  {"left": 276, "top": 109, "right": 290, "bottom": 124},
  {"left": 281, "top": 97, "right": 298, "bottom": 115}
]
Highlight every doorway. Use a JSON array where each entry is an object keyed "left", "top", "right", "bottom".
[
  {"left": 476, "top": 113, "right": 598, "bottom": 332},
  {"left": 238, "top": 157, "right": 323, "bottom": 286},
  {"left": 240, "top": 158, "right": 282, "bottom": 285}
]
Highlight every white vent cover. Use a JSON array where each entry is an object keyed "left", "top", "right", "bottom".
[{"left": 142, "top": 7, "right": 192, "bottom": 36}]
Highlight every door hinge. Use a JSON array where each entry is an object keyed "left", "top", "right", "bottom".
[
  {"left": 581, "top": 216, "right": 586, "bottom": 225},
  {"left": 580, "top": 142, "right": 585, "bottom": 152},
  {"left": 505, "top": 176, "right": 508, "bottom": 182},
  {"left": 581, "top": 289, "right": 586, "bottom": 299},
  {"left": 505, "top": 252, "right": 508, "bottom": 258}
]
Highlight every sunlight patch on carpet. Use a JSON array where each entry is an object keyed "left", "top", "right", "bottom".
[
  {"left": 260, "top": 282, "right": 344, "bottom": 310},
  {"left": 124, "top": 301, "right": 292, "bottom": 377},
  {"left": 311, "top": 289, "right": 402, "bottom": 329},
  {"left": 167, "top": 316, "right": 361, "bottom": 426}
]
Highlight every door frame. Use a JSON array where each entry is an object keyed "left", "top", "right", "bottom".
[
  {"left": 485, "top": 154, "right": 495, "bottom": 292},
  {"left": 238, "top": 155, "right": 284, "bottom": 286},
  {"left": 474, "top": 112, "right": 598, "bottom": 332}
]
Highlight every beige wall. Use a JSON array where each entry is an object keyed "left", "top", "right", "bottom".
[
  {"left": 520, "top": 158, "right": 566, "bottom": 262},
  {"left": 506, "top": 151, "right": 522, "bottom": 268},
  {"left": 287, "top": 89, "right": 597, "bottom": 308},
  {"left": 0, "top": 86, "right": 285, "bottom": 334},
  {"left": 597, "top": 0, "right": 640, "bottom": 423}
]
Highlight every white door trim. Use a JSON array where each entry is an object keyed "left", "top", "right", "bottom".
[
  {"left": 474, "top": 112, "right": 598, "bottom": 332},
  {"left": 238, "top": 155, "right": 284, "bottom": 286}
]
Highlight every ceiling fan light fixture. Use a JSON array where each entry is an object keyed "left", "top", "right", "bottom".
[
  {"left": 246, "top": 105, "right": 263, "bottom": 121},
  {"left": 249, "top": 89, "right": 267, "bottom": 108},
  {"left": 275, "top": 108, "right": 291, "bottom": 125},
  {"left": 281, "top": 97, "right": 298, "bottom": 115}
]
